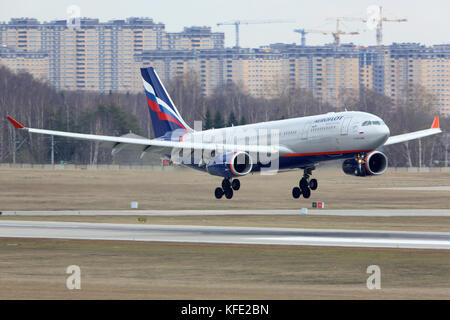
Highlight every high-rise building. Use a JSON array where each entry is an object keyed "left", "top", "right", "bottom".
[
  {"left": 165, "top": 26, "right": 224, "bottom": 50},
  {"left": 0, "top": 17, "right": 224, "bottom": 92},
  {"left": 139, "top": 47, "right": 285, "bottom": 97},
  {"left": 0, "top": 18, "right": 449, "bottom": 117},
  {"left": 0, "top": 46, "right": 49, "bottom": 81},
  {"left": 273, "top": 44, "right": 360, "bottom": 107},
  {"left": 359, "top": 43, "right": 450, "bottom": 115}
]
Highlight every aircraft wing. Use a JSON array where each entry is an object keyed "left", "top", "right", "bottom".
[
  {"left": 383, "top": 116, "right": 442, "bottom": 146},
  {"left": 6, "top": 116, "right": 286, "bottom": 157}
]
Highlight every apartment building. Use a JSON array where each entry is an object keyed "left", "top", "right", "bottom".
[
  {"left": 0, "top": 46, "right": 49, "bottom": 81},
  {"left": 165, "top": 26, "right": 224, "bottom": 50},
  {"left": 144, "top": 43, "right": 449, "bottom": 116},
  {"left": 274, "top": 44, "right": 360, "bottom": 107},
  {"left": 139, "top": 48, "right": 285, "bottom": 97},
  {"left": 0, "top": 18, "right": 449, "bottom": 116},
  {"left": 0, "top": 17, "right": 223, "bottom": 92},
  {"left": 375, "top": 43, "right": 449, "bottom": 115}
]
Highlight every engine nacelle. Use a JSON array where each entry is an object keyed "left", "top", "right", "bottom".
[
  {"left": 342, "top": 151, "right": 388, "bottom": 177},
  {"left": 206, "top": 151, "right": 253, "bottom": 178}
]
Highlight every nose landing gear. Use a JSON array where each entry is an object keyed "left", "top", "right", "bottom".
[
  {"left": 215, "top": 178, "right": 241, "bottom": 199},
  {"left": 292, "top": 166, "right": 318, "bottom": 199}
]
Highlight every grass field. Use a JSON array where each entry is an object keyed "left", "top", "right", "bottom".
[
  {"left": 0, "top": 167, "right": 449, "bottom": 210},
  {"left": 0, "top": 238, "right": 448, "bottom": 299}
]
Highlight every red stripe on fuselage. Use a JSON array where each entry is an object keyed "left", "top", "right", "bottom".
[{"left": 281, "top": 149, "right": 374, "bottom": 157}]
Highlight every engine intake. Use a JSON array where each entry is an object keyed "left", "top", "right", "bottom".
[
  {"left": 342, "top": 151, "right": 388, "bottom": 177},
  {"left": 207, "top": 151, "right": 253, "bottom": 178}
]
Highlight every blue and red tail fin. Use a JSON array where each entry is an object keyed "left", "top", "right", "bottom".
[{"left": 141, "top": 67, "right": 192, "bottom": 138}]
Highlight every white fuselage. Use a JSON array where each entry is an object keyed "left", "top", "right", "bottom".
[{"left": 182, "top": 111, "right": 390, "bottom": 158}]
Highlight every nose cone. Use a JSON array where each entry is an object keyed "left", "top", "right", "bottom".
[
  {"left": 382, "top": 124, "right": 390, "bottom": 140},
  {"left": 375, "top": 125, "right": 390, "bottom": 145}
]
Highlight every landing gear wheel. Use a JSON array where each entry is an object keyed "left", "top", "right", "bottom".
[
  {"left": 222, "top": 179, "right": 231, "bottom": 190},
  {"left": 291, "top": 166, "right": 316, "bottom": 199},
  {"left": 302, "top": 187, "right": 311, "bottom": 199},
  {"left": 292, "top": 187, "right": 301, "bottom": 199},
  {"left": 299, "top": 177, "right": 309, "bottom": 190},
  {"left": 224, "top": 188, "right": 234, "bottom": 199},
  {"left": 214, "top": 187, "right": 224, "bottom": 199},
  {"left": 231, "top": 179, "right": 240, "bottom": 191},
  {"left": 309, "top": 179, "right": 318, "bottom": 190}
]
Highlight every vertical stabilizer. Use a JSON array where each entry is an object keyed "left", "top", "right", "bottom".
[{"left": 141, "top": 67, "right": 192, "bottom": 138}]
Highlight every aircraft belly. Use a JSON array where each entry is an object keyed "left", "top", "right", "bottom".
[{"left": 277, "top": 133, "right": 374, "bottom": 170}]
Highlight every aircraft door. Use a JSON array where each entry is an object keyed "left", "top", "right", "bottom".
[
  {"left": 340, "top": 117, "right": 352, "bottom": 136},
  {"left": 301, "top": 121, "right": 311, "bottom": 140}
]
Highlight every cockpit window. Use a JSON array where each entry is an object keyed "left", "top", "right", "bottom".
[{"left": 362, "top": 120, "right": 383, "bottom": 126}]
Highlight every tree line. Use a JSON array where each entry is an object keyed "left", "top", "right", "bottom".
[{"left": 0, "top": 66, "right": 447, "bottom": 166}]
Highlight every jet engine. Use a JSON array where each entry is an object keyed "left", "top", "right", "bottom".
[
  {"left": 342, "top": 151, "right": 388, "bottom": 177},
  {"left": 206, "top": 151, "right": 253, "bottom": 178}
]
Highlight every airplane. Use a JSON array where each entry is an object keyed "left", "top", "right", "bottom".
[{"left": 6, "top": 67, "right": 442, "bottom": 200}]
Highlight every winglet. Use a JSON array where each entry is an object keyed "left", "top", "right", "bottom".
[
  {"left": 6, "top": 116, "right": 25, "bottom": 129},
  {"left": 431, "top": 116, "right": 439, "bottom": 129}
]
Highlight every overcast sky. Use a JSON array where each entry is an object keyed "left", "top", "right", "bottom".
[{"left": 1, "top": 0, "right": 449, "bottom": 48}]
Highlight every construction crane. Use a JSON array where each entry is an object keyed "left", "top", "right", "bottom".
[
  {"left": 372, "top": 6, "right": 407, "bottom": 46},
  {"left": 322, "top": 17, "right": 360, "bottom": 46},
  {"left": 330, "top": 8, "right": 406, "bottom": 95},
  {"left": 294, "top": 27, "right": 358, "bottom": 46},
  {"left": 329, "top": 6, "right": 407, "bottom": 46},
  {"left": 294, "top": 29, "right": 330, "bottom": 46},
  {"left": 217, "top": 19, "right": 295, "bottom": 48},
  {"left": 293, "top": 29, "right": 308, "bottom": 46}
]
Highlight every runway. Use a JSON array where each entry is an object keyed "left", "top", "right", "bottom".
[
  {"left": 2, "top": 209, "right": 450, "bottom": 216},
  {"left": 0, "top": 220, "right": 449, "bottom": 250}
]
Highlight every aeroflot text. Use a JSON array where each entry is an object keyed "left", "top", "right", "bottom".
[{"left": 314, "top": 116, "right": 344, "bottom": 123}]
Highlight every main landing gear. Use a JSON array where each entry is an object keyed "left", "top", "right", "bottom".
[
  {"left": 215, "top": 178, "right": 240, "bottom": 199},
  {"left": 292, "top": 167, "right": 318, "bottom": 199}
]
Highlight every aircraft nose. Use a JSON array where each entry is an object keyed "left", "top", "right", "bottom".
[
  {"left": 382, "top": 125, "right": 390, "bottom": 139},
  {"left": 378, "top": 125, "right": 390, "bottom": 143}
]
